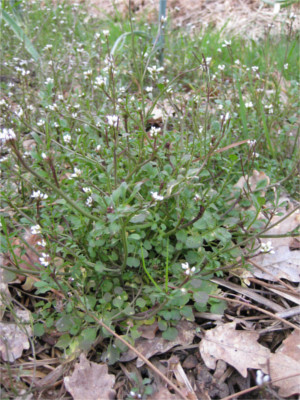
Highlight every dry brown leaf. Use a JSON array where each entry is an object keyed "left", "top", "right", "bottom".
[
  {"left": 199, "top": 322, "right": 270, "bottom": 378},
  {"left": 266, "top": 353, "right": 300, "bottom": 397},
  {"left": 251, "top": 210, "right": 300, "bottom": 282},
  {"left": 276, "top": 330, "right": 300, "bottom": 361},
  {"left": 0, "top": 309, "right": 32, "bottom": 362},
  {"left": 64, "top": 353, "right": 116, "bottom": 400},
  {"left": 137, "top": 321, "right": 159, "bottom": 339},
  {"left": 120, "top": 320, "right": 196, "bottom": 367},
  {"left": 147, "top": 387, "right": 179, "bottom": 400},
  {"left": 234, "top": 170, "right": 270, "bottom": 194}
]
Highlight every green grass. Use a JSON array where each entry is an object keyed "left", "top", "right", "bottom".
[{"left": 0, "top": 0, "right": 299, "bottom": 384}]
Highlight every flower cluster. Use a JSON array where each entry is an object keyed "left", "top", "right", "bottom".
[
  {"left": 151, "top": 191, "right": 164, "bottom": 201},
  {"left": 31, "top": 225, "right": 41, "bottom": 235},
  {"left": 39, "top": 253, "right": 50, "bottom": 267},
  {"left": 0, "top": 128, "right": 16, "bottom": 146},
  {"left": 31, "top": 190, "right": 48, "bottom": 200},
  {"left": 107, "top": 115, "right": 119, "bottom": 127}
]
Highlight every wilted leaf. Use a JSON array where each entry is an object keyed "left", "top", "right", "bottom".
[
  {"left": 251, "top": 210, "right": 300, "bottom": 282},
  {"left": 260, "top": 330, "right": 300, "bottom": 398},
  {"left": 120, "top": 320, "right": 196, "bottom": 367},
  {"left": 64, "top": 353, "right": 116, "bottom": 400},
  {"left": 147, "top": 388, "right": 178, "bottom": 400},
  {"left": 234, "top": 170, "right": 270, "bottom": 194},
  {"left": 199, "top": 322, "right": 270, "bottom": 377},
  {"left": 0, "top": 309, "right": 33, "bottom": 362}
]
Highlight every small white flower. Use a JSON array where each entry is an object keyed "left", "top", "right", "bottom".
[
  {"left": 284, "top": 63, "right": 288, "bottom": 70},
  {"left": 107, "top": 115, "right": 119, "bottom": 127},
  {"left": 181, "top": 262, "right": 196, "bottom": 276},
  {"left": 31, "top": 190, "right": 48, "bottom": 200},
  {"left": 71, "top": 167, "right": 82, "bottom": 178},
  {"left": 194, "top": 194, "right": 201, "bottom": 201},
  {"left": 45, "top": 77, "right": 54, "bottom": 85},
  {"left": 53, "top": 122, "right": 59, "bottom": 128},
  {"left": 0, "top": 99, "right": 7, "bottom": 106},
  {"left": 96, "top": 144, "right": 101, "bottom": 151},
  {"left": 205, "top": 57, "right": 212, "bottom": 66},
  {"left": 260, "top": 241, "right": 275, "bottom": 254},
  {"left": 63, "top": 134, "right": 71, "bottom": 143},
  {"left": 31, "top": 225, "right": 41, "bottom": 235},
  {"left": 235, "top": 59, "right": 240, "bottom": 65},
  {"left": 57, "top": 94, "right": 64, "bottom": 100},
  {"left": 253, "top": 152, "right": 259, "bottom": 158},
  {"left": 83, "top": 69, "right": 93, "bottom": 79},
  {"left": 151, "top": 191, "right": 164, "bottom": 201},
  {"left": 37, "top": 239, "right": 47, "bottom": 247},
  {"left": 44, "top": 44, "right": 53, "bottom": 51},
  {"left": 245, "top": 101, "right": 254, "bottom": 109},
  {"left": 41, "top": 152, "right": 47, "bottom": 159},
  {"left": 222, "top": 40, "right": 231, "bottom": 47},
  {"left": 247, "top": 139, "right": 257, "bottom": 147},
  {"left": 256, "top": 370, "right": 270, "bottom": 385},
  {"left": 102, "top": 29, "right": 109, "bottom": 37},
  {"left": 94, "top": 76, "right": 107, "bottom": 87},
  {"left": 265, "top": 104, "right": 273, "bottom": 114},
  {"left": 72, "top": 112, "right": 77, "bottom": 118},
  {"left": 37, "top": 119, "right": 45, "bottom": 127},
  {"left": 94, "top": 32, "right": 101, "bottom": 40},
  {"left": 83, "top": 187, "right": 92, "bottom": 193},
  {"left": 0, "top": 128, "right": 16, "bottom": 145},
  {"left": 218, "top": 64, "right": 225, "bottom": 71},
  {"left": 149, "top": 126, "right": 161, "bottom": 137},
  {"left": 39, "top": 253, "right": 50, "bottom": 267},
  {"left": 252, "top": 66, "right": 259, "bottom": 72},
  {"left": 160, "top": 15, "right": 167, "bottom": 23},
  {"left": 145, "top": 86, "right": 153, "bottom": 93},
  {"left": 86, "top": 196, "right": 93, "bottom": 207}
]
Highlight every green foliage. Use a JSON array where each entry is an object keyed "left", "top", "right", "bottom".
[{"left": 0, "top": 0, "right": 298, "bottom": 359}]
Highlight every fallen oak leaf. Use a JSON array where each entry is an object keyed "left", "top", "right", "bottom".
[
  {"left": 120, "top": 320, "right": 196, "bottom": 367},
  {"left": 64, "top": 353, "right": 116, "bottom": 400},
  {"left": 199, "top": 321, "right": 270, "bottom": 378}
]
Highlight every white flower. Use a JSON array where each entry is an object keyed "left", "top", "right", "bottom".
[
  {"left": 83, "top": 187, "right": 92, "bottom": 193},
  {"left": 94, "top": 76, "right": 107, "bottom": 87},
  {"left": 253, "top": 152, "right": 259, "bottom": 158},
  {"left": 37, "top": 239, "right": 47, "bottom": 247},
  {"left": 149, "top": 126, "right": 161, "bottom": 137},
  {"left": 31, "top": 225, "right": 41, "bottom": 235},
  {"left": 39, "top": 253, "right": 50, "bottom": 267},
  {"left": 41, "top": 152, "right": 47, "bottom": 159},
  {"left": 107, "top": 115, "right": 119, "bottom": 127},
  {"left": 63, "top": 134, "right": 71, "bottom": 143},
  {"left": 86, "top": 196, "right": 93, "bottom": 207},
  {"left": 252, "top": 66, "right": 259, "bottom": 72},
  {"left": 71, "top": 167, "right": 82, "bottom": 178},
  {"left": 218, "top": 64, "right": 225, "bottom": 71},
  {"left": 284, "top": 63, "right": 288, "bottom": 70},
  {"left": 235, "top": 59, "right": 240, "bottom": 65},
  {"left": 72, "top": 112, "right": 77, "bottom": 118},
  {"left": 83, "top": 69, "right": 93, "bottom": 79},
  {"left": 145, "top": 86, "right": 153, "bottom": 93},
  {"left": 45, "top": 77, "right": 54, "bottom": 85},
  {"left": 102, "top": 29, "right": 109, "bottom": 37},
  {"left": 222, "top": 40, "right": 231, "bottom": 47},
  {"left": 57, "top": 94, "right": 64, "bottom": 100},
  {"left": 0, "top": 128, "right": 16, "bottom": 145},
  {"left": 265, "top": 104, "right": 273, "bottom": 114},
  {"left": 260, "top": 241, "right": 275, "bottom": 254},
  {"left": 256, "top": 370, "right": 270, "bottom": 385},
  {"left": 151, "top": 191, "right": 164, "bottom": 201},
  {"left": 37, "top": 119, "right": 45, "bottom": 127},
  {"left": 245, "top": 101, "right": 254, "bottom": 109},
  {"left": 31, "top": 190, "right": 48, "bottom": 200},
  {"left": 181, "top": 262, "right": 196, "bottom": 276},
  {"left": 44, "top": 44, "right": 53, "bottom": 51},
  {"left": 96, "top": 144, "right": 101, "bottom": 151},
  {"left": 205, "top": 57, "right": 212, "bottom": 66},
  {"left": 94, "top": 32, "right": 101, "bottom": 40},
  {"left": 194, "top": 194, "right": 201, "bottom": 201},
  {"left": 0, "top": 99, "right": 7, "bottom": 106},
  {"left": 147, "top": 65, "right": 164, "bottom": 79},
  {"left": 247, "top": 139, "right": 257, "bottom": 147}
]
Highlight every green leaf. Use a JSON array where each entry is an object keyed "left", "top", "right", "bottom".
[
  {"left": 186, "top": 236, "right": 202, "bottom": 248},
  {"left": 55, "top": 334, "right": 71, "bottom": 349},
  {"left": 162, "top": 327, "right": 178, "bottom": 341},
  {"left": 180, "top": 306, "right": 194, "bottom": 321},
  {"left": 34, "top": 323, "right": 44, "bottom": 337},
  {"left": 136, "top": 298, "right": 146, "bottom": 308},
  {"left": 193, "top": 291, "right": 209, "bottom": 304},
  {"left": 130, "top": 212, "right": 148, "bottom": 223},
  {"left": 126, "top": 257, "right": 140, "bottom": 267},
  {"left": 0, "top": 9, "right": 40, "bottom": 61}
]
